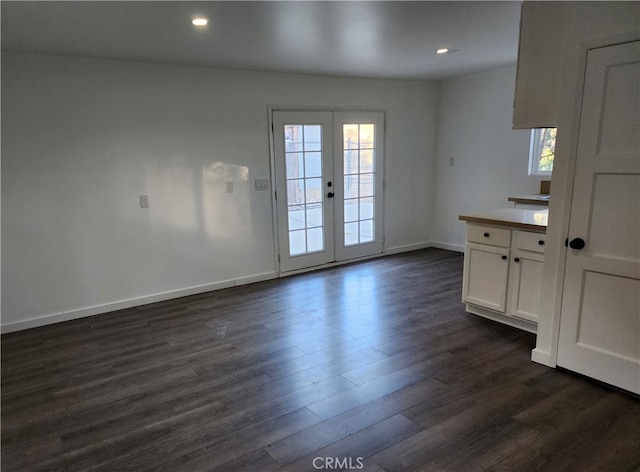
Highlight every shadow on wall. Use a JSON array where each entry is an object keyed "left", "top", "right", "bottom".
[{"left": 142, "top": 161, "right": 251, "bottom": 242}]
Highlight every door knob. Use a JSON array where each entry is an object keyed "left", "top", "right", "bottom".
[
  {"left": 327, "top": 192, "right": 334, "bottom": 198},
  {"left": 569, "top": 238, "right": 586, "bottom": 250},
  {"left": 327, "top": 181, "right": 333, "bottom": 187}
]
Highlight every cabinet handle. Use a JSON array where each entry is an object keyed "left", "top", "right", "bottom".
[
  {"left": 501, "top": 255, "right": 507, "bottom": 260},
  {"left": 514, "top": 257, "right": 520, "bottom": 262},
  {"left": 538, "top": 240, "right": 545, "bottom": 246},
  {"left": 483, "top": 232, "right": 490, "bottom": 238}
]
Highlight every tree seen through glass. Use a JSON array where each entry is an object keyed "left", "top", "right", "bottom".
[{"left": 537, "top": 127, "right": 556, "bottom": 172}]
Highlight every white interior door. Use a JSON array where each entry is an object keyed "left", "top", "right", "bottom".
[
  {"left": 273, "top": 111, "right": 385, "bottom": 273},
  {"left": 557, "top": 40, "right": 640, "bottom": 394}
]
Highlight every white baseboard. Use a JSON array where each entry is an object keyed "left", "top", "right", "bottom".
[
  {"left": 531, "top": 348, "right": 556, "bottom": 367},
  {"left": 234, "top": 271, "right": 277, "bottom": 286},
  {"left": 430, "top": 241, "right": 465, "bottom": 253},
  {"left": 385, "top": 241, "right": 432, "bottom": 255},
  {"left": 1, "top": 271, "right": 277, "bottom": 333}
]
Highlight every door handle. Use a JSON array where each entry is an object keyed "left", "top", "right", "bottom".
[
  {"left": 569, "top": 238, "right": 586, "bottom": 250},
  {"left": 327, "top": 192, "right": 334, "bottom": 198}
]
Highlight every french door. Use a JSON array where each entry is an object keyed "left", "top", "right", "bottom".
[{"left": 272, "top": 111, "right": 385, "bottom": 272}]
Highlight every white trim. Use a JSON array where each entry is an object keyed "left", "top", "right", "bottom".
[
  {"left": 280, "top": 240, "right": 448, "bottom": 277},
  {"left": 1, "top": 271, "right": 277, "bottom": 333},
  {"left": 531, "top": 348, "right": 556, "bottom": 367},
  {"left": 234, "top": 271, "right": 278, "bottom": 286},
  {"left": 430, "top": 240, "right": 465, "bottom": 253},
  {"left": 266, "top": 105, "right": 281, "bottom": 278},
  {"left": 278, "top": 252, "right": 384, "bottom": 278},
  {"left": 465, "top": 304, "right": 538, "bottom": 334},
  {"left": 384, "top": 241, "right": 432, "bottom": 255}
]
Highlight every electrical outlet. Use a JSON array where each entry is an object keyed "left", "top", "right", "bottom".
[
  {"left": 225, "top": 182, "right": 234, "bottom": 193},
  {"left": 139, "top": 195, "right": 150, "bottom": 208}
]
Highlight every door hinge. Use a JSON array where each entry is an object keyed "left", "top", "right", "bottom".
[
  {"left": 271, "top": 122, "right": 274, "bottom": 133},
  {"left": 274, "top": 191, "right": 277, "bottom": 201},
  {"left": 278, "top": 254, "right": 280, "bottom": 263},
  {"left": 382, "top": 235, "right": 386, "bottom": 245}
]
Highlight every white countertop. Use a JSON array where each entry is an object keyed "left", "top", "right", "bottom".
[{"left": 459, "top": 208, "right": 548, "bottom": 232}]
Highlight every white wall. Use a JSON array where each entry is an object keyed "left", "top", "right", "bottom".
[
  {"left": 1, "top": 52, "right": 437, "bottom": 331},
  {"left": 430, "top": 66, "right": 537, "bottom": 251}
]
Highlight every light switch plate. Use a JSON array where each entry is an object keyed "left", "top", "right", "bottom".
[
  {"left": 255, "top": 179, "right": 269, "bottom": 190},
  {"left": 139, "top": 195, "right": 150, "bottom": 208},
  {"left": 225, "top": 182, "right": 234, "bottom": 193}
]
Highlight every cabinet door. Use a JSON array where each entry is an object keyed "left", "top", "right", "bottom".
[
  {"left": 512, "top": 2, "right": 640, "bottom": 128},
  {"left": 512, "top": 2, "right": 567, "bottom": 128},
  {"left": 507, "top": 250, "right": 544, "bottom": 323},
  {"left": 462, "top": 243, "right": 510, "bottom": 313}
]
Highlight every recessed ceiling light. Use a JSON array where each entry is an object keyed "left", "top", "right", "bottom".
[
  {"left": 192, "top": 17, "right": 209, "bottom": 26},
  {"left": 436, "top": 48, "right": 449, "bottom": 55}
]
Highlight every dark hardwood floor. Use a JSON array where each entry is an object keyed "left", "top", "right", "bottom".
[{"left": 2, "top": 248, "right": 639, "bottom": 472}]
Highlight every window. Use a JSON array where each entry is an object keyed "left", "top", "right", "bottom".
[{"left": 529, "top": 128, "right": 556, "bottom": 175}]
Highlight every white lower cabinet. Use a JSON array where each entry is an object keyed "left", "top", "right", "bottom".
[
  {"left": 507, "top": 249, "right": 544, "bottom": 324},
  {"left": 462, "top": 223, "right": 545, "bottom": 333},
  {"left": 463, "top": 243, "right": 509, "bottom": 313}
]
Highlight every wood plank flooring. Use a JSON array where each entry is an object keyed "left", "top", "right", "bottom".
[{"left": 2, "top": 248, "right": 640, "bottom": 472}]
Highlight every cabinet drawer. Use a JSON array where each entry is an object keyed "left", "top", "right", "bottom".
[
  {"left": 515, "top": 231, "right": 546, "bottom": 253},
  {"left": 467, "top": 224, "right": 511, "bottom": 248}
]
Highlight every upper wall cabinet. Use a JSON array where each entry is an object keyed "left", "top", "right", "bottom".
[
  {"left": 512, "top": 2, "right": 567, "bottom": 129},
  {"left": 512, "top": 1, "right": 640, "bottom": 129}
]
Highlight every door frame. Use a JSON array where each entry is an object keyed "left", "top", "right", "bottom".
[
  {"left": 532, "top": 30, "right": 640, "bottom": 368},
  {"left": 267, "top": 106, "right": 388, "bottom": 276}
]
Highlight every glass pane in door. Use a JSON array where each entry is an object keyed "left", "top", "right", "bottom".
[
  {"left": 284, "top": 124, "right": 325, "bottom": 256},
  {"left": 343, "top": 124, "right": 376, "bottom": 246}
]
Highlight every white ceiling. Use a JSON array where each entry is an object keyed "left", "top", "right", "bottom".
[{"left": 1, "top": 1, "right": 522, "bottom": 80}]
